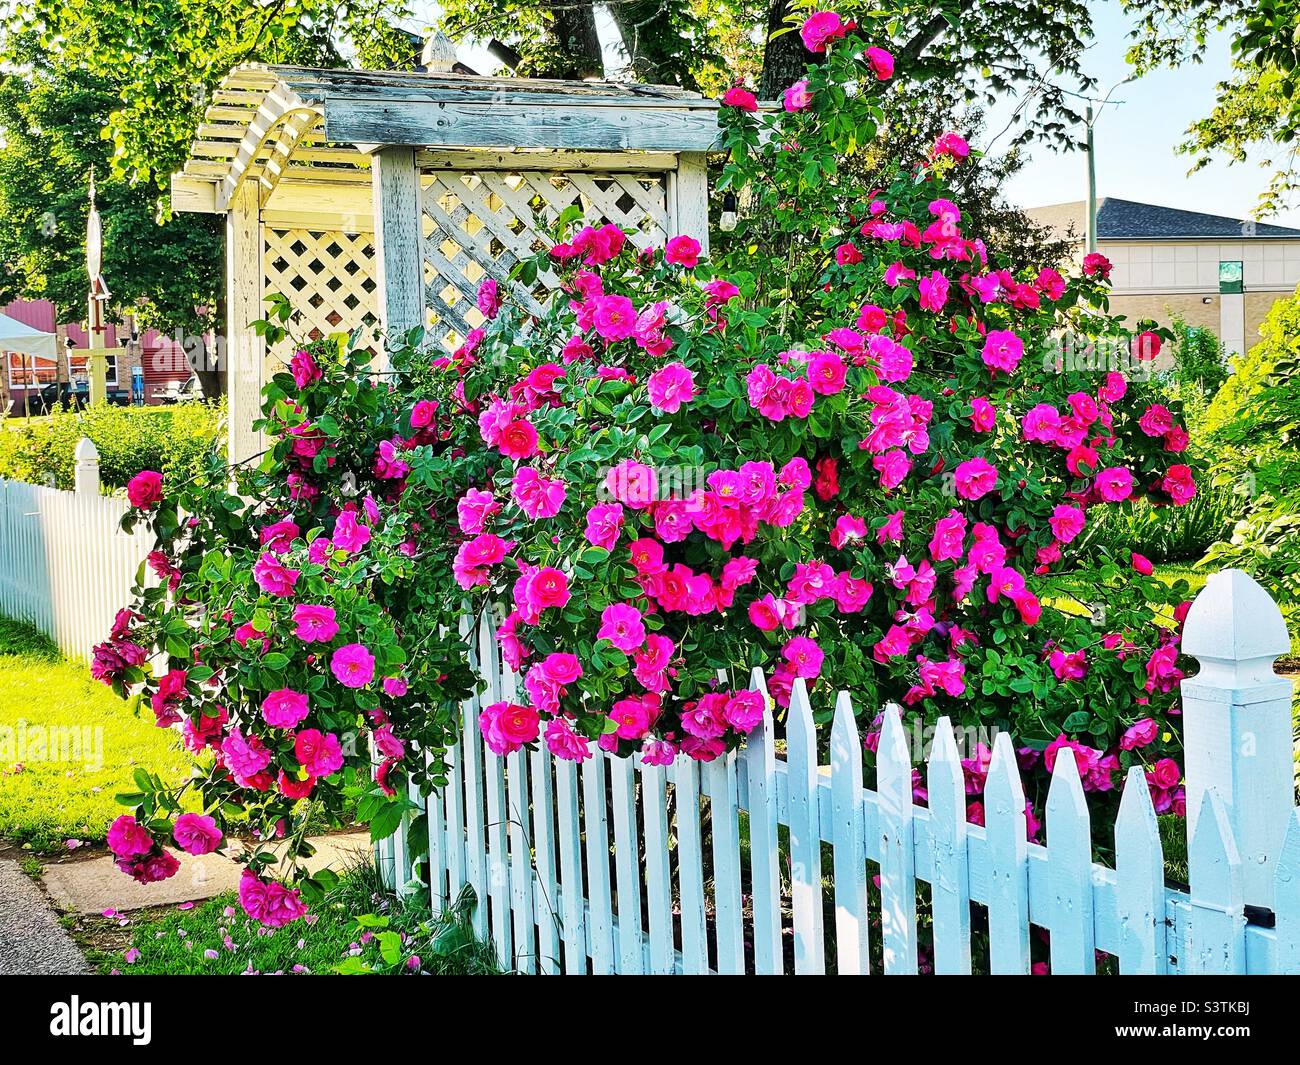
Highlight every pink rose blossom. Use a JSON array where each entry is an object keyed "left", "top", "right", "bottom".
[
  {"left": 173, "top": 813, "right": 223, "bottom": 856},
  {"left": 598, "top": 603, "right": 647, "bottom": 652},
  {"left": 330, "top": 643, "right": 376, "bottom": 688},
  {"left": 261, "top": 688, "right": 310, "bottom": 729},
  {"left": 292, "top": 604, "right": 338, "bottom": 643},
  {"left": 647, "top": 361, "right": 696, "bottom": 413},
  {"left": 664, "top": 234, "right": 702, "bottom": 267}
]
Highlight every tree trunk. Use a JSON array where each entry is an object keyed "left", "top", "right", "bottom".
[
  {"left": 547, "top": 1, "right": 605, "bottom": 80},
  {"left": 759, "top": 0, "right": 818, "bottom": 100},
  {"left": 605, "top": 1, "right": 667, "bottom": 84}
]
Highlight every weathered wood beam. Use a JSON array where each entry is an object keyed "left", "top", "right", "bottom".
[
  {"left": 415, "top": 149, "right": 678, "bottom": 171},
  {"left": 327, "top": 100, "right": 721, "bottom": 152}
]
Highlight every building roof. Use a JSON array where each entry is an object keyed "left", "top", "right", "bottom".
[
  {"left": 1025, "top": 198, "right": 1300, "bottom": 241},
  {"left": 172, "top": 63, "right": 720, "bottom": 216}
]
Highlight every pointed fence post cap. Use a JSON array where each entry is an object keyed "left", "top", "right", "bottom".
[
  {"left": 421, "top": 31, "right": 457, "bottom": 71},
  {"left": 1182, "top": 569, "right": 1289, "bottom": 671},
  {"left": 74, "top": 437, "right": 99, "bottom": 463}
]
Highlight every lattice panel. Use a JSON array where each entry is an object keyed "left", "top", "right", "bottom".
[
  {"left": 262, "top": 228, "right": 379, "bottom": 364},
  {"left": 420, "top": 170, "right": 670, "bottom": 349}
]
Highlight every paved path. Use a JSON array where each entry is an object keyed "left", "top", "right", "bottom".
[
  {"left": 41, "top": 830, "right": 373, "bottom": 915},
  {"left": 0, "top": 856, "right": 88, "bottom": 974}
]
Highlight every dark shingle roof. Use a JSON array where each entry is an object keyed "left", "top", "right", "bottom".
[{"left": 1096, "top": 198, "right": 1300, "bottom": 239}]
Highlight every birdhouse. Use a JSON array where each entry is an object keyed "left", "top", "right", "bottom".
[{"left": 171, "top": 61, "right": 721, "bottom": 462}]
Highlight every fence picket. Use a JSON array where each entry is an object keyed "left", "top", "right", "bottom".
[
  {"left": 531, "top": 744, "right": 561, "bottom": 974},
  {"left": 707, "top": 754, "right": 746, "bottom": 974},
  {"left": 640, "top": 762, "right": 675, "bottom": 974},
  {"left": 478, "top": 623, "right": 512, "bottom": 965},
  {"left": 554, "top": 758, "right": 586, "bottom": 973},
  {"left": 581, "top": 755, "right": 615, "bottom": 974},
  {"left": 1273, "top": 808, "right": 1300, "bottom": 975},
  {"left": 444, "top": 735, "right": 466, "bottom": 901},
  {"left": 877, "top": 703, "right": 917, "bottom": 974},
  {"left": 609, "top": 756, "right": 645, "bottom": 974},
  {"left": 1045, "top": 747, "right": 1095, "bottom": 973},
  {"left": 425, "top": 747, "right": 445, "bottom": 915},
  {"left": 985, "top": 732, "right": 1031, "bottom": 974},
  {"left": 1185, "top": 788, "right": 1246, "bottom": 974},
  {"left": 1114, "top": 765, "right": 1166, "bottom": 974},
  {"left": 743, "top": 668, "right": 782, "bottom": 974},
  {"left": 674, "top": 756, "right": 710, "bottom": 974},
  {"left": 460, "top": 634, "right": 488, "bottom": 940},
  {"left": 499, "top": 658, "right": 535, "bottom": 974},
  {"left": 787, "top": 679, "right": 825, "bottom": 974},
  {"left": 830, "top": 691, "right": 869, "bottom": 974},
  {"left": 927, "top": 717, "right": 971, "bottom": 974}
]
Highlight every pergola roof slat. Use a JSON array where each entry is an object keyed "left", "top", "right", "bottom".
[{"left": 171, "top": 62, "right": 721, "bottom": 215}]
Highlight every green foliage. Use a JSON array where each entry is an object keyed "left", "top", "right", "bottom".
[
  {"left": 1163, "top": 313, "right": 1229, "bottom": 397},
  {"left": 8, "top": 0, "right": 417, "bottom": 194},
  {"left": 0, "top": 29, "right": 223, "bottom": 335},
  {"left": 1123, "top": 0, "right": 1300, "bottom": 215},
  {"left": 90, "top": 863, "right": 502, "bottom": 975},
  {"left": 0, "top": 401, "right": 224, "bottom": 492},
  {"left": 0, "top": 614, "right": 57, "bottom": 659},
  {"left": 1080, "top": 487, "right": 1236, "bottom": 564},
  {"left": 1200, "top": 285, "right": 1300, "bottom": 598}
]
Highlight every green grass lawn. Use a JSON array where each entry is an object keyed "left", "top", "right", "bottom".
[
  {"left": 0, "top": 616, "right": 188, "bottom": 852},
  {"left": 75, "top": 861, "right": 503, "bottom": 976}
]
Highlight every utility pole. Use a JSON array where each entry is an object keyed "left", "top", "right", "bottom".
[
  {"left": 1085, "top": 102, "right": 1097, "bottom": 255},
  {"left": 1084, "top": 76, "right": 1134, "bottom": 255}
]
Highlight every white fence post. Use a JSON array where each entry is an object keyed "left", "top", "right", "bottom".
[
  {"left": 1181, "top": 568, "right": 1294, "bottom": 911},
  {"left": 73, "top": 437, "right": 100, "bottom": 496}
]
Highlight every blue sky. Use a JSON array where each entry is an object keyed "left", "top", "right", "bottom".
[
  {"left": 995, "top": 2, "right": 1300, "bottom": 226},
  {"left": 407, "top": 1, "right": 1298, "bottom": 227}
]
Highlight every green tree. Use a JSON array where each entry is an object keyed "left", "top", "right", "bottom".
[
  {"left": 0, "top": 38, "right": 222, "bottom": 340},
  {"left": 10, "top": 0, "right": 417, "bottom": 193},
  {"left": 1124, "top": 0, "right": 1300, "bottom": 216},
  {"left": 1201, "top": 287, "right": 1300, "bottom": 600}
]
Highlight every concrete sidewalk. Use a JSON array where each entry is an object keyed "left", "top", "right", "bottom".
[
  {"left": 0, "top": 857, "right": 88, "bottom": 974},
  {"left": 41, "top": 830, "right": 373, "bottom": 915}
]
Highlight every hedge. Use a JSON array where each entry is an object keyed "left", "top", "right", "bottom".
[{"left": 0, "top": 400, "right": 224, "bottom": 492}]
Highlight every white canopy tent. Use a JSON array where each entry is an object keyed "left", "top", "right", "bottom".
[
  {"left": 0, "top": 311, "right": 57, "bottom": 358},
  {"left": 0, "top": 311, "right": 59, "bottom": 414}
]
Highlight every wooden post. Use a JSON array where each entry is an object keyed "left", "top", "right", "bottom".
[
  {"left": 669, "top": 151, "right": 710, "bottom": 254},
  {"left": 225, "top": 181, "right": 265, "bottom": 464},
  {"left": 1181, "top": 568, "right": 1294, "bottom": 910},
  {"left": 370, "top": 147, "right": 425, "bottom": 369},
  {"left": 73, "top": 437, "right": 99, "bottom": 496},
  {"left": 87, "top": 295, "right": 109, "bottom": 407}
]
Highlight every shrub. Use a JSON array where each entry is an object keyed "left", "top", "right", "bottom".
[
  {"left": 0, "top": 400, "right": 224, "bottom": 492},
  {"left": 1199, "top": 287, "right": 1300, "bottom": 601},
  {"left": 94, "top": 13, "right": 1200, "bottom": 920},
  {"left": 1162, "top": 313, "right": 1228, "bottom": 398}
]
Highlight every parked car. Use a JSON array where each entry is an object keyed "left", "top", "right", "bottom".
[
  {"left": 36, "top": 381, "right": 130, "bottom": 412},
  {"left": 154, "top": 375, "right": 204, "bottom": 404}
]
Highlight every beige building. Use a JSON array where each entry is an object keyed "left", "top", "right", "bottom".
[{"left": 1025, "top": 198, "right": 1300, "bottom": 356}]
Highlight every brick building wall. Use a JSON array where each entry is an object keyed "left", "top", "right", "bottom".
[{"left": 2, "top": 298, "right": 192, "bottom": 415}]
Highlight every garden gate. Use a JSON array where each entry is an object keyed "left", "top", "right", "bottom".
[{"left": 171, "top": 61, "right": 718, "bottom": 465}]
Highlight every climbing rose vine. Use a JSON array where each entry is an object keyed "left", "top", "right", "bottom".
[{"left": 96, "top": 11, "right": 1199, "bottom": 921}]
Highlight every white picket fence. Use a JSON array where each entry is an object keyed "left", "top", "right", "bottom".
[
  {"left": 0, "top": 440, "right": 154, "bottom": 661},
  {"left": 381, "top": 569, "right": 1300, "bottom": 975}
]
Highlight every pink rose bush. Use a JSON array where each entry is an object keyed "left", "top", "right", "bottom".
[{"left": 95, "top": 11, "right": 1199, "bottom": 918}]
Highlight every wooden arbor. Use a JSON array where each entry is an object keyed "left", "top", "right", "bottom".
[{"left": 172, "top": 64, "right": 721, "bottom": 462}]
